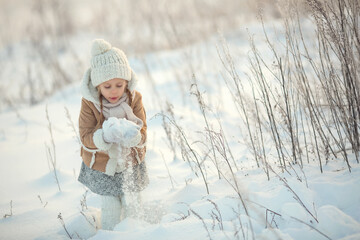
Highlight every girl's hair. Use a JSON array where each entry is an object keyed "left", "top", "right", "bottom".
[
  {"left": 125, "top": 87, "right": 133, "bottom": 106},
  {"left": 97, "top": 87, "right": 105, "bottom": 122},
  {"left": 97, "top": 82, "right": 133, "bottom": 121}
]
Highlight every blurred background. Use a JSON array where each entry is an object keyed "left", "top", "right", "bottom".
[{"left": 0, "top": 0, "right": 284, "bottom": 110}]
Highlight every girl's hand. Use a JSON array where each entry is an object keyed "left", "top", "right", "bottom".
[
  {"left": 102, "top": 117, "right": 141, "bottom": 146},
  {"left": 121, "top": 129, "right": 141, "bottom": 148},
  {"left": 102, "top": 117, "right": 122, "bottom": 143}
]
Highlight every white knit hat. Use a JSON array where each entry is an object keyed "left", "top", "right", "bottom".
[
  {"left": 90, "top": 39, "right": 135, "bottom": 89},
  {"left": 81, "top": 39, "right": 138, "bottom": 104}
]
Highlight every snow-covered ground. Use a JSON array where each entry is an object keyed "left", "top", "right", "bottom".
[{"left": 0, "top": 17, "right": 360, "bottom": 240}]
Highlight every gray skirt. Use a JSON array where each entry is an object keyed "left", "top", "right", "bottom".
[{"left": 78, "top": 161, "right": 149, "bottom": 196}]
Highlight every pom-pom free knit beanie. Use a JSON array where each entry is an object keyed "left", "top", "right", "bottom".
[{"left": 90, "top": 39, "right": 133, "bottom": 88}]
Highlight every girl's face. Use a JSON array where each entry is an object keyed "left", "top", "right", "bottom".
[{"left": 98, "top": 78, "right": 127, "bottom": 103}]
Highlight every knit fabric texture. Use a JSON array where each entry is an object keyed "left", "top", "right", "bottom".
[
  {"left": 90, "top": 39, "right": 132, "bottom": 87},
  {"left": 101, "top": 195, "right": 124, "bottom": 230},
  {"left": 78, "top": 161, "right": 149, "bottom": 196}
]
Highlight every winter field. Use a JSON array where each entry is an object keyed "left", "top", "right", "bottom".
[{"left": 0, "top": 0, "right": 360, "bottom": 240}]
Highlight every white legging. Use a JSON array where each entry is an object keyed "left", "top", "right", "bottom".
[
  {"left": 101, "top": 194, "right": 126, "bottom": 230},
  {"left": 101, "top": 192, "right": 142, "bottom": 230}
]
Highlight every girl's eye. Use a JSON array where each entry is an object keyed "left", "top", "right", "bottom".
[
  {"left": 117, "top": 85, "right": 123, "bottom": 88},
  {"left": 104, "top": 86, "right": 111, "bottom": 89}
]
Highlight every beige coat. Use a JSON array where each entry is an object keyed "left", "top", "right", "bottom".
[{"left": 79, "top": 91, "right": 147, "bottom": 173}]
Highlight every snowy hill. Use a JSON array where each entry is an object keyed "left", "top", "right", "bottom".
[
  {"left": 1, "top": 1, "right": 360, "bottom": 239},
  {"left": 1, "top": 31, "right": 360, "bottom": 239}
]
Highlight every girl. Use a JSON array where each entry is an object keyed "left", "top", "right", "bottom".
[{"left": 78, "top": 39, "right": 148, "bottom": 230}]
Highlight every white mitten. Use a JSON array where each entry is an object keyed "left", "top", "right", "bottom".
[
  {"left": 122, "top": 129, "right": 142, "bottom": 148},
  {"left": 93, "top": 128, "right": 112, "bottom": 151},
  {"left": 103, "top": 117, "right": 141, "bottom": 146},
  {"left": 117, "top": 118, "right": 141, "bottom": 145},
  {"left": 102, "top": 117, "right": 123, "bottom": 143}
]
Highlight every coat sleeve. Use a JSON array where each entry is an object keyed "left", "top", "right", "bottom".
[{"left": 79, "top": 98, "right": 112, "bottom": 151}]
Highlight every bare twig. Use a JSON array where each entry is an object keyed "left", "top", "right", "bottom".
[
  {"left": 38, "top": 195, "right": 48, "bottom": 208},
  {"left": 58, "top": 212, "right": 72, "bottom": 239},
  {"left": 45, "top": 105, "right": 61, "bottom": 192},
  {"left": 3, "top": 200, "right": 13, "bottom": 218},
  {"left": 160, "top": 151, "right": 176, "bottom": 189},
  {"left": 64, "top": 106, "right": 81, "bottom": 145},
  {"left": 290, "top": 216, "right": 333, "bottom": 240}
]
